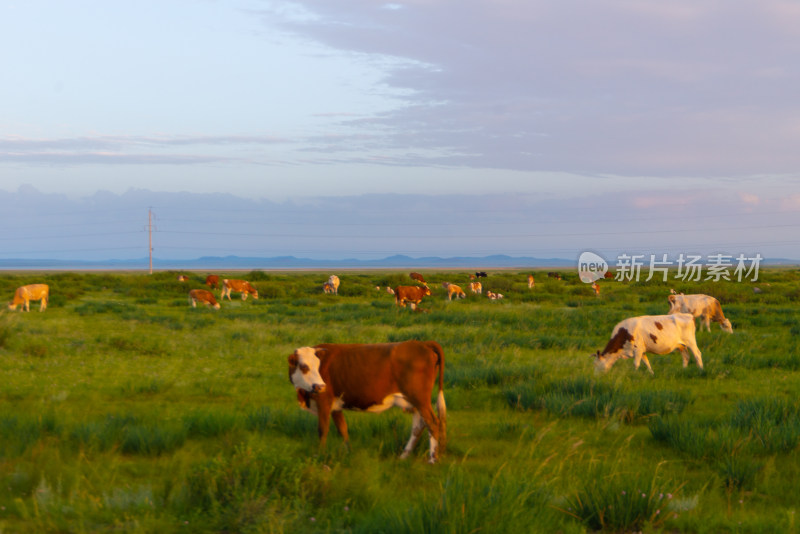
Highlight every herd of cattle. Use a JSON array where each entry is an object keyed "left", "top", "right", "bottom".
[{"left": 6, "top": 271, "right": 735, "bottom": 463}]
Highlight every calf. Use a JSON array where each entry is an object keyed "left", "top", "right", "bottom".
[
  {"left": 592, "top": 313, "right": 703, "bottom": 374},
  {"left": 469, "top": 281, "right": 482, "bottom": 294},
  {"left": 446, "top": 284, "right": 466, "bottom": 300},
  {"left": 394, "top": 285, "right": 431, "bottom": 309},
  {"left": 475, "top": 271, "right": 487, "bottom": 278},
  {"left": 189, "top": 289, "right": 220, "bottom": 309},
  {"left": 221, "top": 279, "right": 259, "bottom": 301},
  {"left": 288, "top": 340, "right": 447, "bottom": 463},
  {"left": 205, "top": 275, "right": 220, "bottom": 289},
  {"left": 667, "top": 293, "right": 732, "bottom": 333},
  {"left": 177, "top": 275, "right": 189, "bottom": 282},
  {"left": 8, "top": 284, "right": 49, "bottom": 312}
]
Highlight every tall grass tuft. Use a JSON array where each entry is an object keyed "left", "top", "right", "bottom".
[
  {"left": 559, "top": 461, "right": 683, "bottom": 532},
  {"left": 353, "top": 465, "right": 559, "bottom": 534}
]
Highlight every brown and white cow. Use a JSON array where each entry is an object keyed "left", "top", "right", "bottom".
[
  {"left": 221, "top": 279, "right": 259, "bottom": 301},
  {"left": 667, "top": 293, "right": 732, "bottom": 333},
  {"left": 288, "top": 340, "right": 447, "bottom": 463},
  {"left": 394, "top": 285, "right": 431, "bottom": 309},
  {"left": 205, "top": 274, "right": 220, "bottom": 289},
  {"left": 469, "top": 281, "right": 482, "bottom": 294},
  {"left": 189, "top": 289, "right": 221, "bottom": 309},
  {"left": 8, "top": 284, "right": 49, "bottom": 312},
  {"left": 446, "top": 284, "right": 466, "bottom": 300},
  {"left": 327, "top": 275, "right": 340, "bottom": 295},
  {"left": 527, "top": 274, "right": 535, "bottom": 289},
  {"left": 592, "top": 313, "right": 703, "bottom": 375},
  {"left": 323, "top": 282, "right": 335, "bottom": 294},
  {"left": 177, "top": 275, "right": 189, "bottom": 282},
  {"left": 410, "top": 272, "right": 426, "bottom": 284},
  {"left": 591, "top": 282, "right": 600, "bottom": 296}
]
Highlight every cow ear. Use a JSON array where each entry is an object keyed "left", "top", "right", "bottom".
[
  {"left": 314, "top": 348, "right": 327, "bottom": 359},
  {"left": 288, "top": 352, "right": 298, "bottom": 368}
]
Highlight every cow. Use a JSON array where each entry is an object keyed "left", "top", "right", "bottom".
[
  {"left": 592, "top": 313, "right": 703, "bottom": 375},
  {"left": 323, "top": 282, "right": 335, "bottom": 294},
  {"left": 327, "top": 275, "right": 340, "bottom": 295},
  {"left": 8, "top": 284, "right": 49, "bottom": 312},
  {"left": 394, "top": 285, "right": 431, "bottom": 310},
  {"left": 486, "top": 290, "right": 503, "bottom": 300},
  {"left": 591, "top": 282, "right": 600, "bottom": 296},
  {"left": 288, "top": 340, "right": 446, "bottom": 463},
  {"left": 469, "top": 281, "right": 482, "bottom": 294},
  {"left": 547, "top": 272, "right": 562, "bottom": 280},
  {"left": 446, "top": 284, "right": 466, "bottom": 300},
  {"left": 667, "top": 293, "right": 733, "bottom": 333},
  {"left": 410, "top": 272, "right": 426, "bottom": 284},
  {"left": 177, "top": 275, "right": 189, "bottom": 282},
  {"left": 475, "top": 271, "right": 487, "bottom": 278},
  {"left": 205, "top": 275, "right": 220, "bottom": 289},
  {"left": 221, "top": 279, "right": 259, "bottom": 301},
  {"left": 189, "top": 289, "right": 220, "bottom": 309},
  {"left": 604, "top": 271, "right": 614, "bottom": 279},
  {"left": 527, "top": 274, "right": 535, "bottom": 289},
  {"left": 386, "top": 286, "right": 395, "bottom": 295}
]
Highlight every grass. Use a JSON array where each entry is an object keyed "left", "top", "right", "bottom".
[{"left": 0, "top": 267, "right": 799, "bottom": 532}]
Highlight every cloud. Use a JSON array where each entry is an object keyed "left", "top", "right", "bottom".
[{"left": 262, "top": 0, "right": 800, "bottom": 177}]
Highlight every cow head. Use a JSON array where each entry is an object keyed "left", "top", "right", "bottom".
[
  {"left": 667, "top": 294, "right": 680, "bottom": 313},
  {"left": 288, "top": 347, "right": 326, "bottom": 395},
  {"left": 721, "top": 318, "right": 733, "bottom": 333},
  {"left": 422, "top": 285, "right": 432, "bottom": 296},
  {"left": 591, "top": 351, "right": 614, "bottom": 373}
]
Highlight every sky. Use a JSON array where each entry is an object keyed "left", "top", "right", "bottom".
[{"left": 1, "top": 0, "right": 799, "bottom": 263}]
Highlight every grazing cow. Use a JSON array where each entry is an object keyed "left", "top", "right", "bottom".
[
  {"left": 592, "top": 313, "right": 703, "bottom": 374},
  {"left": 323, "top": 282, "right": 335, "bottom": 294},
  {"left": 547, "top": 272, "right": 562, "bottom": 280},
  {"left": 189, "top": 289, "right": 220, "bottom": 309},
  {"left": 446, "top": 284, "right": 466, "bottom": 300},
  {"left": 327, "top": 275, "right": 340, "bottom": 295},
  {"left": 221, "top": 279, "right": 259, "bottom": 301},
  {"left": 177, "top": 275, "right": 189, "bottom": 282},
  {"left": 604, "top": 271, "right": 614, "bottom": 279},
  {"left": 394, "top": 285, "right": 431, "bottom": 309},
  {"left": 410, "top": 272, "right": 426, "bottom": 284},
  {"left": 469, "top": 281, "right": 482, "bottom": 294},
  {"left": 667, "top": 293, "right": 733, "bottom": 333},
  {"left": 486, "top": 290, "right": 503, "bottom": 300},
  {"left": 288, "top": 340, "right": 446, "bottom": 463},
  {"left": 475, "top": 271, "right": 488, "bottom": 278},
  {"left": 591, "top": 282, "right": 600, "bottom": 296},
  {"left": 205, "top": 275, "right": 220, "bottom": 289},
  {"left": 527, "top": 274, "right": 535, "bottom": 289},
  {"left": 8, "top": 284, "right": 49, "bottom": 312}
]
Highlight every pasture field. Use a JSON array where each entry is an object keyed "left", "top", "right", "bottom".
[{"left": 1, "top": 268, "right": 799, "bottom": 533}]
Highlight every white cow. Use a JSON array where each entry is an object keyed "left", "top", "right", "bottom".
[
  {"left": 667, "top": 293, "right": 732, "bottom": 333},
  {"left": 592, "top": 313, "right": 703, "bottom": 374},
  {"left": 327, "top": 275, "right": 340, "bottom": 295}
]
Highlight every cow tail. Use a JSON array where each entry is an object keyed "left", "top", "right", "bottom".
[{"left": 431, "top": 341, "right": 447, "bottom": 453}]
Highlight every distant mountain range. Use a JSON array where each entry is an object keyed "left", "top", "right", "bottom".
[
  {"left": 0, "top": 254, "right": 574, "bottom": 270},
  {"left": 1, "top": 254, "right": 797, "bottom": 270}
]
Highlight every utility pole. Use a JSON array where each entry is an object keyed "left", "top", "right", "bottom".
[{"left": 148, "top": 208, "right": 153, "bottom": 274}]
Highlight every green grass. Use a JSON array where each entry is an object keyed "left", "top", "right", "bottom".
[{"left": 0, "top": 267, "right": 799, "bottom": 532}]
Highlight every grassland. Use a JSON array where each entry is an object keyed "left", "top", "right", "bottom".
[{"left": 0, "top": 268, "right": 799, "bottom": 533}]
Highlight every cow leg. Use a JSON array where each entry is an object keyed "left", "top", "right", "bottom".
[
  {"left": 400, "top": 411, "right": 427, "bottom": 460},
  {"left": 702, "top": 314, "right": 711, "bottom": 332},
  {"left": 331, "top": 410, "right": 350, "bottom": 450},
  {"left": 24, "top": 299, "right": 30, "bottom": 312},
  {"left": 40, "top": 298, "right": 47, "bottom": 312},
  {"left": 640, "top": 354, "right": 654, "bottom": 375},
  {"left": 688, "top": 340, "right": 704, "bottom": 369},
  {"left": 679, "top": 347, "right": 690, "bottom": 367},
  {"left": 316, "top": 402, "right": 333, "bottom": 450}
]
